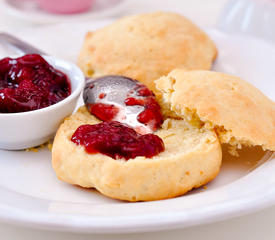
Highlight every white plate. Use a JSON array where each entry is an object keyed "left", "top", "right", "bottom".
[
  {"left": 1, "top": 0, "right": 126, "bottom": 24},
  {"left": 0, "top": 22, "right": 275, "bottom": 233}
]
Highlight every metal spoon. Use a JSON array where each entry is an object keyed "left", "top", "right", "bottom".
[
  {"left": 0, "top": 32, "right": 45, "bottom": 55},
  {"left": 83, "top": 75, "right": 154, "bottom": 134}
]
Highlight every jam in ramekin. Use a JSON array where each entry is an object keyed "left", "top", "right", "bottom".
[{"left": 0, "top": 54, "right": 71, "bottom": 113}]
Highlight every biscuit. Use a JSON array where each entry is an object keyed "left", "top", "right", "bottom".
[
  {"left": 52, "top": 106, "right": 222, "bottom": 201},
  {"left": 155, "top": 69, "right": 275, "bottom": 154},
  {"left": 77, "top": 11, "right": 217, "bottom": 92}
]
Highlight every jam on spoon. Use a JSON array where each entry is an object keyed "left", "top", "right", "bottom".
[
  {"left": 83, "top": 75, "right": 163, "bottom": 134},
  {"left": 0, "top": 54, "right": 71, "bottom": 113}
]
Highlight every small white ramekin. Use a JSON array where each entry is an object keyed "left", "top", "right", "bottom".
[{"left": 0, "top": 55, "right": 85, "bottom": 150}]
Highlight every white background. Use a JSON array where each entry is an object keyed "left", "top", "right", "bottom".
[{"left": 0, "top": 0, "right": 275, "bottom": 239}]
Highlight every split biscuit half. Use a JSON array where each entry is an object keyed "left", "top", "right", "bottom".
[
  {"left": 52, "top": 106, "right": 222, "bottom": 201},
  {"left": 155, "top": 69, "right": 275, "bottom": 155}
]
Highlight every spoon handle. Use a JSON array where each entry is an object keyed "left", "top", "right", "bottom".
[{"left": 0, "top": 32, "right": 46, "bottom": 55}]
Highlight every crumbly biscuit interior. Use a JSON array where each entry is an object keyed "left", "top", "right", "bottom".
[{"left": 155, "top": 74, "right": 255, "bottom": 156}]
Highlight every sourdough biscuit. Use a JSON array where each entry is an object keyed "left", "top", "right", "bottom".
[
  {"left": 155, "top": 69, "right": 275, "bottom": 152},
  {"left": 77, "top": 11, "right": 217, "bottom": 91},
  {"left": 52, "top": 106, "right": 222, "bottom": 201}
]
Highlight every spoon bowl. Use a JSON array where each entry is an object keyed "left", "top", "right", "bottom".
[{"left": 83, "top": 75, "right": 156, "bottom": 134}]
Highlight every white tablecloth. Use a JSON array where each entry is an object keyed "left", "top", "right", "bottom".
[{"left": 0, "top": 0, "right": 275, "bottom": 239}]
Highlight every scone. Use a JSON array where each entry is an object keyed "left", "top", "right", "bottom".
[
  {"left": 155, "top": 69, "right": 275, "bottom": 154},
  {"left": 52, "top": 106, "right": 222, "bottom": 202},
  {"left": 77, "top": 11, "right": 217, "bottom": 92}
]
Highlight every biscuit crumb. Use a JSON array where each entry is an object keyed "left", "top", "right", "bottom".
[
  {"left": 227, "top": 145, "right": 239, "bottom": 157},
  {"left": 25, "top": 147, "right": 39, "bottom": 152},
  {"left": 86, "top": 68, "right": 94, "bottom": 77},
  {"left": 47, "top": 142, "right": 53, "bottom": 151},
  {"left": 25, "top": 139, "right": 53, "bottom": 152}
]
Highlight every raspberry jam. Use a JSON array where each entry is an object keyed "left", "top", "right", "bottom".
[
  {"left": 125, "top": 84, "right": 163, "bottom": 131},
  {"left": 89, "top": 103, "right": 119, "bottom": 121},
  {"left": 0, "top": 54, "right": 71, "bottom": 113},
  {"left": 71, "top": 121, "right": 164, "bottom": 160}
]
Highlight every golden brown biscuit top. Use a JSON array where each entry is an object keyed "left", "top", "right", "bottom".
[
  {"left": 77, "top": 11, "right": 217, "bottom": 92},
  {"left": 155, "top": 69, "right": 275, "bottom": 151}
]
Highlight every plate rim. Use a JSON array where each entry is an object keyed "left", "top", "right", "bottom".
[{"left": 0, "top": 152, "right": 273, "bottom": 234}]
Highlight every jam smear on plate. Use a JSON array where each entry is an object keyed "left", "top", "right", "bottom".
[
  {"left": 0, "top": 54, "right": 71, "bottom": 113},
  {"left": 71, "top": 121, "right": 164, "bottom": 160}
]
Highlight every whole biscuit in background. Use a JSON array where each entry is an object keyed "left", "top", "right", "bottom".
[
  {"left": 155, "top": 69, "right": 275, "bottom": 154},
  {"left": 77, "top": 11, "right": 217, "bottom": 91}
]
